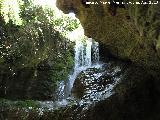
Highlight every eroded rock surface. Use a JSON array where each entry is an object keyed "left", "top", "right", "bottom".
[
  {"left": 72, "top": 64, "right": 121, "bottom": 102},
  {"left": 56, "top": 0, "right": 160, "bottom": 69}
]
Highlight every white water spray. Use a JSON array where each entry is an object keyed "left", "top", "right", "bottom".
[{"left": 56, "top": 38, "right": 100, "bottom": 100}]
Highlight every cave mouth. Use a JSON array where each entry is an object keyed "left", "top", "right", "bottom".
[{"left": 2, "top": 0, "right": 160, "bottom": 119}]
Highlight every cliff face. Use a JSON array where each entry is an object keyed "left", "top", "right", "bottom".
[{"left": 56, "top": 0, "right": 160, "bottom": 69}]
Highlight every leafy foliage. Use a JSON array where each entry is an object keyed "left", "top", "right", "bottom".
[{"left": 0, "top": 0, "right": 78, "bottom": 99}]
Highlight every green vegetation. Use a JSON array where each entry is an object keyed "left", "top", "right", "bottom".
[
  {"left": 0, "top": 0, "right": 80, "bottom": 100},
  {"left": 0, "top": 99, "right": 40, "bottom": 108}
]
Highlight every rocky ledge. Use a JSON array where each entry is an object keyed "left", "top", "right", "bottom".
[{"left": 56, "top": 0, "right": 160, "bottom": 70}]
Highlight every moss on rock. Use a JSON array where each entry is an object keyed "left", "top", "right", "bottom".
[{"left": 56, "top": 0, "right": 160, "bottom": 69}]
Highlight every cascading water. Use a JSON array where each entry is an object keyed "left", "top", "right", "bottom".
[
  {"left": 55, "top": 38, "right": 100, "bottom": 100},
  {"left": 92, "top": 41, "right": 99, "bottom": 64},
  {"left": 41, "top": 38, "right": 121, "bottom": 109},
  {"left": 85, "top": 38, "right": 92, "bottom": 66}
]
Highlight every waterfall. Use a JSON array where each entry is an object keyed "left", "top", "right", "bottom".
[
  {"left": 85, "top": 38, "right": 92, "bottom": 66},
  {"left": 56, "top": 38, "right": 100, "bottom": 100},
  {"left": 92, "top": 41, "right": 99, "bottom": 64}
]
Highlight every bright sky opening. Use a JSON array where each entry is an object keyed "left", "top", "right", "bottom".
[
  {"left": 33, "top": 0, "right": 83, "bottom": 41},
  {"left": 1, "top": 0, "right": 84, "bottom": 41}
]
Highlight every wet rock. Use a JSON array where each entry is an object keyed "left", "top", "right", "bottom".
[
  {"left": 71, "top": 64, "right": 122, "bottom": 102},
  {"left": 76, "top": 64, "right": 160, "bottom": 120}
]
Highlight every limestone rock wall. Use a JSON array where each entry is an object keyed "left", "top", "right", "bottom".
[{"left": 56, "top": 0, "right": 160, "bottom": 70}]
